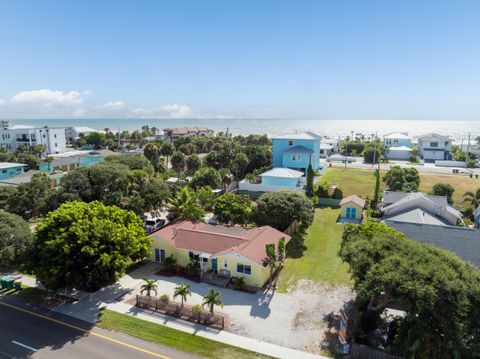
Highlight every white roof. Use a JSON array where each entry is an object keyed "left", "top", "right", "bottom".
[
  {"left": 260, "top": 167, "right": 304, "bottom": 178},
  {"left": 383, "top": 208, "right": 448, "bottom": 226},
  {"left": 320, "top": 143, "right": 334, "bottom": 150},
  {"left": 417, "top": 133, "right": 451, "bottom": 141},
  {"left": 0, "top": 162, "right": 27, "bottom": 169},
  {"left": 388, "top": 145, "right": 412, "bottom": 151},
  {"left": 72, "top": 126, "right": 97, "bottom": 133},
  {"left": 9, "top": 125, "right": 34, "bottom": 129},
  {"left": 384, "top": 132, "right": 410, "bottom": 140},
  {"left": 273, "top": 131, "right": 321, "bottom": 140}
]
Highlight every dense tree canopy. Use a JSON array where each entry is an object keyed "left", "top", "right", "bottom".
[
  {"left": 383, "top": 166, "right": 420, "bottom": 192},
  {"left": 189, "top": 167, "right": 221, "bottom": 189},
  {"left": 253, "top": 191, "right": 314, "bottom": 231},
  {"left": 7, "top": 173, "right": 53, "bottom": 219},
  {"left": 0, "top": 211, "right": 33, "bottom": 269},
  {"left": 340, "top": 222, "right": 480, "bottom": 358},
  {"left": 24, "top": 201, "right": 150, "bottom": 291},
  {"left": 213, "top": 193, "right": 252, "bottom": 225},
  {"left": 363, "top": 140, "right": 384, "bottom": 164}
]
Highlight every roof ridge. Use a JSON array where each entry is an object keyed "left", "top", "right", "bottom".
[{"left": 177, "top": 226, "right": 249, "bottom": 241}]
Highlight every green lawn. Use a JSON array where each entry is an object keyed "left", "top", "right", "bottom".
[
  {"left": 320, "top": 167, "right": 383, "bottom": 199},
  {"left": 277, "top": 208, "right": 351, "bottom": 292},
  {"left": 96, "top": 310, "right": 272, "bottom": 359}
]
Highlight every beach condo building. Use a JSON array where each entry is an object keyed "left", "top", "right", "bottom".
[
  {"left": 163, "top": 127, "right": 214, "bottom": 140},
  {"left": 417, "top": 133, "right": 453, "bottom": 162},
  {"left": 0, "top": 162, "right": 28, "bottom": 180},
  {"left": 0, "top": 125, "right": 67, "bottom": 155},
  {"left": 383, "top": 132, "right": 412, "bottom": 160}
]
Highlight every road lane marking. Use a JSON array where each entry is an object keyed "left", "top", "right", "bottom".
[
  {"left": 0, "top": 301, "right": 171, "bottom": 359},
  {"left": 11, "top": 341, "right": 38, "bottom": 352}
]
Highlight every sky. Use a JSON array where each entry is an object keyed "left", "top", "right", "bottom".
[{"left": 0, "top": 0, "right": 479, "bottom": 121}]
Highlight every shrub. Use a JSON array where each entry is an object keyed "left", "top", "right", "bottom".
[
  {"left": 332, "top": 187, "right": 343, "bottom": 199},
  {"left": 160, "top": 294, "right": 170, "bottom": 305}
]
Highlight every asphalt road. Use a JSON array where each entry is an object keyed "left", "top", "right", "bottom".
[{"left": 0, "top": 296, "right": 198, "bottom": 359}]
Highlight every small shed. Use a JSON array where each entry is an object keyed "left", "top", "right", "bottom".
[{"left": 339, "top": 195, "right": 366, "bottom": 220}]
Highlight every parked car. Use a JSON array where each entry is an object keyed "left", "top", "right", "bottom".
[{"left": 145, "top": 218, "right": 165, "bottom": 233}]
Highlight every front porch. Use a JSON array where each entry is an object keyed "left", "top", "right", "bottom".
[{"left": 201, "top": 270, "right": 231, "bottom": 288}]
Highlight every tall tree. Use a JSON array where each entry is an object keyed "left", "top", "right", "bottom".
[
  {"left": 0, "top": 211, "right": 33, "bottom": 270},
  {"left": 168, "top": 187, "right": 205, "bottom": 221},
  {"left": 190, "top": 167, "right": 221, "bottom": 189},
  {"left": 186, "top": 154, "right": 201, "bottom": 175},
  {"left": 372, "top": 169, "right": 381, "bottom": 209},
  {"left": 340, "top": 222, "right": 480, "bottom": 358},
  {"left": 383, "top": 166, "right": 420, "bottom": 192},
  {"left": 254, "top": 191, "right": 314, "bottom": 231},
  {"left": 305, "top": 164, "right": 315, "bottom": 197},
  {"left": 160, "top": 142, "right": 175, "bottom": 170},
  {"left": 171, "top": 151, "right": 185, "bottom": 176},
  {"left": 24, "top": 201, "right": 150, "bottom": 291},
  {"left": 143, "top": 143, "right": 159, "bottom": 166},
  {"left": 8, "top": 172, "right": 52, "bottom": 219}
]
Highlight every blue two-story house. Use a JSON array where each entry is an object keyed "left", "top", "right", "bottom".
[
  {"left": 272, "top": 131, "right": 321, "bottom": 172},
  {"left": 239, "top": 131, "right": 322, "bottom": 195}
]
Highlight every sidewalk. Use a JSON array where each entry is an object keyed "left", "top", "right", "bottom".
[
  {"left": 8, "top": 271, "right": 330, "bottom": 359},
  {"left": 106, "top": 301, "right": 329, "bottom": 359}
]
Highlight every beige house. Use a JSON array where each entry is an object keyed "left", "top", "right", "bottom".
[{"left": 339, "top": 195, "right": 366, "bottom": 221}]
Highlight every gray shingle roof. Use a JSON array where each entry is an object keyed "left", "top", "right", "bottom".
[{"left": 385, "top": 220, "right": 480, "bottom": 269}]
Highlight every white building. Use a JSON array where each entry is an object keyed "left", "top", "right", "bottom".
[
  {"left": 0, "top": 126, "right": 67, "bottom": 155},
  {"left": 65, "top": 126, "right": 98, "bottom": 141},
  {"left": 417, "top": 133, "right": 453, "bottom": 162},
  {"left": 163, "top": 127, "right": 214, "bottom": 140}
]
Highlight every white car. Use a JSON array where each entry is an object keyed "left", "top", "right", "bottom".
[{"left": 145, "top": 218, "right": 165, "bottom": 233}]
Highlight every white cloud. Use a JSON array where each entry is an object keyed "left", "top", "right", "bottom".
[
  {"left": 11, "top": 89, "right": 83, "bottom": 105},
  {"left": 0, "top": 89, "right": 232, "bottom": 120},
  {"left": 101, "top": 100, "right": 126, "bottom": 110}
]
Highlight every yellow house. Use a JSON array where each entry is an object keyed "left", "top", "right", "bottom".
[
  {"left": 339, "top": 195, "right": 366, "bottom": 221},
  {"left": 149, "top": 220, "right": 290, "bottom": 288}
]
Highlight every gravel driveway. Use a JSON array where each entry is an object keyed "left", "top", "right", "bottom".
[{"left": 124, "top": 265, "right": 354, "bottom": 353}]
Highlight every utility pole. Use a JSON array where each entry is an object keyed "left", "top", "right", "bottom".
[
  {"left": 344, "top": 139, "right": 348, "bottom": 171},
  {"left": 372, "top": 133, "right": 377, "bottom": 167},
  {"left": 466, "top": 133, "right": 471, "bottom": 169}
]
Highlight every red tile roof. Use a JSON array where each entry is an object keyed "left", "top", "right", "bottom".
[{"left": 150, "top": 220, "right": 290, "bottom": 265}]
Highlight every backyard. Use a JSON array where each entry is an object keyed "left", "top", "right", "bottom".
[
  {"left": 277, "top": 208, "right": 351, "bottom": 292},
  {"left": 320, "top": 167, "right": 480, "bottom": 209}
]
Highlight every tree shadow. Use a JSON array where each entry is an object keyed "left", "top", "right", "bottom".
[{"left": 0, "top": 295, "right": 94, "bottom": 358}]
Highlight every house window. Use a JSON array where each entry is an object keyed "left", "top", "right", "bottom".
[
  {"left": 430, "top": 142, "right": 438, "bottom": 147},
  {"left": 445, "top": 141, "right": 449, "bottom": 146},
  {"left": 288, "top": 140, "right": 293, "bottom": 146},
  {"left": 237, "top": 263, "right": 252, "bottom": 275},
  {"left": 292, "top": 154, "right": 301, "bottom": 161},
  {"left": 224, "top": 261, "right": 228, "bottom": 268}
]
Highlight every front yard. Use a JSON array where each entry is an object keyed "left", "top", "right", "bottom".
[{"left": 277, "top": 208, "right": 351, "bottom": 292}]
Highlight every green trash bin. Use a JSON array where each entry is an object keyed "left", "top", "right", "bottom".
[
  {"left": 3, "top": 277, "right": 15, "bottom": 290},
  {"left": 14, "top": 281, "right": 22, "bottom": 291},
  {"left": 0, "top": 277, "right": 7, "bottom": 290}
]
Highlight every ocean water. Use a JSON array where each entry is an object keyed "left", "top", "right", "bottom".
[{"left": 7, "top": 118, "right": 480, "bottom": 139}]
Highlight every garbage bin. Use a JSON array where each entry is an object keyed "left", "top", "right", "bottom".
[
  {"left": 3, "top": 277, "right": 15, "bottom": 290},
  {"left": 13, "top": 281, "right": 22, "bottom": 291}
]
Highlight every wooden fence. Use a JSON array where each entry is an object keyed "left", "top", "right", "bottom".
[
  {"left": 350, "top": 343, "right": 403, "bottom": 359},
  {"left": 283, "top": 220, "right": 298, "bottom": 236},
  {"left": 136, "top": 295, "right": 225, "bottom": 329}
]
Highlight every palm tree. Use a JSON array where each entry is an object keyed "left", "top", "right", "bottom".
[
  {"left": 45, "top": 156, "right": 54, "bottom": 172},
  {"left": 168, "top": 187, "right": 205, "bottom": 221},
  {"left": 265, "top": 244, "right": 277, "bottom": 285},
  {"left": 219, "top": 168, "right": 233, "bottom": 192},
  {"left": 160, "top": 142, "right": 175, "bottom": 170},
  {"left": 173, "top": 284, "right": 191, "bottom": 307},
  {"left": 140, "top": 278, "right": 158, "bottom": 297},
  {"left": 202, "top": 288, "right": 224, "bottom": 314}
]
